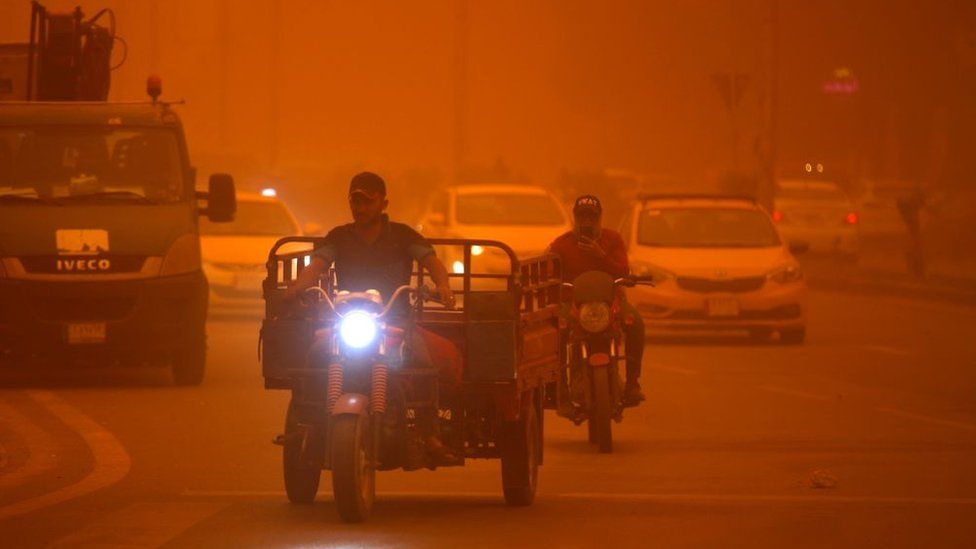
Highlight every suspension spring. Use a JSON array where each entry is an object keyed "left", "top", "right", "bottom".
[
  {"left": 326, "top": 363, "right": 343, "bottom": 412},
  {"left": 371, "top": 363, "right": 389, "bottom": 414}
]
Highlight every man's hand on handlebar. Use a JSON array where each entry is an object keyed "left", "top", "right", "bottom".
[{"left": 437, "top": 283, "right": 457, "bottom": 310}]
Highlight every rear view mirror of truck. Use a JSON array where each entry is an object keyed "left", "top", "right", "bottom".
[{"left": 201, "top": 173, "right": 236, "bottom": 222}]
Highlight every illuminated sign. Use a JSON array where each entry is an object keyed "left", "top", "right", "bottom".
[{"left": 823, "top": 67, "right": 859, "bottom": 95}]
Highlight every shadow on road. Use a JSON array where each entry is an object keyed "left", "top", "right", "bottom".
[{"left": 0, "top": 361, "right": 174, "bottom": 389}]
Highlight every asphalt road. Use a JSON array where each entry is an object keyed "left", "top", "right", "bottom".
[{"left": 2, "top": 290, "right": 976, "bottom": 548}]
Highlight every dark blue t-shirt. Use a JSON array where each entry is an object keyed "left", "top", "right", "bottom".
[{"left": 313, "top": 217, "right": 434, "bottom": 306}]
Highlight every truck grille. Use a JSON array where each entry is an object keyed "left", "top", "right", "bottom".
[
  {"left": 676, "top": 276, "right": 766, "bottom": 293},
  {"left": 34, "top": 297, "right": 135, "bottom": 322}
]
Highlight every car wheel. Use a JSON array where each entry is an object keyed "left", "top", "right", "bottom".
[{"left": 779, "top": 328, "right": 806, "bottom": 345}]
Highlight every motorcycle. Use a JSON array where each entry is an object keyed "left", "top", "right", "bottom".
[
  {"left": 261, "top": 238, "right": 562, "bottom": 523},
  {"left": 558, "top": 271, "right": 653, "bottom": 453}
]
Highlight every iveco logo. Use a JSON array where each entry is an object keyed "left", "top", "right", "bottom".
[{"left": 57, "top": 258, "right": 112, "bottom": 271}]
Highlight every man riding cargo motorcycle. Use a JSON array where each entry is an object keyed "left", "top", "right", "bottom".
[
  {"left": 548, "top": 195, "right": 647, "bottom": 415},
  {"left": 283, "top": 171, "right": 460, "bottom": 460}
]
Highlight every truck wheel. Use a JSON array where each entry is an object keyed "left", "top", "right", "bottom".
[
  {"left": 500, "top": 401, "right": 539, "bottom": 506},
  {"left": 172, "top": 337, "right": 206, "bottom": 386},
  {"left": 283, "top": 400, "right": 320, "bottom": 504},
  {"left": 331, "top": 414, "right": 375, "bottom": 523},
  {"left": 590, "top": 367, "right": 613, "bottom": 453},
  {"left": 780, "top": 328, "right": 806, "bottom": 345}
]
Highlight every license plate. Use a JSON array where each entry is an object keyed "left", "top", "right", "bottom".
[
  {"left": 67, "top": 322, "right": 106, "bottom": 344},
  {"left": 706, "top": 298, "right": 740, "bottom": 317}
]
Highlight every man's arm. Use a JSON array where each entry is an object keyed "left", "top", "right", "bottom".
[
  {"left": 420, "top": 253, "right": 456, "bottom": 308},
  {"left": 578, "top": 232, "right": 629, "bottom": 277}
]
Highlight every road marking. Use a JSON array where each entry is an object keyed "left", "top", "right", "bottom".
[
  {"left": 558, "top": 492, "right": 976, "bottom": 506},
  {"left": 650, "top": 364, "right": 700, "bottom": 376},
  {"left": 181, "top": 489, "right": 500, "bottom": 499},
  {"left": 874, "top": 406, "right": 976, "bottom": 433},
  {"left": 180, "top": 489, "right": 976, "bottom": 507},
  {"left": 860, "top": 345, "right": 910, "bottom": 356},
  {"left": 755, "top": 385, "right": 834, "bottom": 401},
  {"left": 49, "top": 502, "right": 228, "bottom": 547},
  {"left": 0, "top": 391, "right": 131, "bottom": 521},
  {"left": 0, "top": 396, "right": 60, "bottom": 490}
]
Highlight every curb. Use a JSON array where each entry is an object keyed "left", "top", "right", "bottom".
[{"left": 807, "top": 275, "right": 976, "bottom": 307}]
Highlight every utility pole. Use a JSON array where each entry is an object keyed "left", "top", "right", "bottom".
[
  {"left": 763, "top": 0, "right": 780, "bottom": 209},
  {"left": 452, "top": 0, "right": 469, "bottom": 182},
  {"left": 217, "top": 0, "right": 230, "bottom": 153},
  {"left": 268, "top": 0, "right": 282, "bottom": 173}
]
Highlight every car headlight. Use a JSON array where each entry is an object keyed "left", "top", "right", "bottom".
[
  {"left": 339, "top": 311, "right": 379, "bottom": 349},
  {"left": 578, "top": 302, "right": 611, "bottom": 333},
  {"left": 768, "top": 264, "right": 804, "bottom": 284},
  {"left": 631, "top": 262, "right": 673, "bottom": 283}
]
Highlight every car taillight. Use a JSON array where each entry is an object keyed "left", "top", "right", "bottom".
[
  {"left": 772, "top": 210, "right": 784, "bottom": 223},
  {"left": 845, "top": 212, "right": 859, "bottom": 224}
]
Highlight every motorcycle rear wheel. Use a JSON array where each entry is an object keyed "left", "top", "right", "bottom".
[
  {"left": 500, "top": 401, "right": 540, "bottom": 506},
  {"left": 283, "top": 401, "right": 321, "bottom": 504}
]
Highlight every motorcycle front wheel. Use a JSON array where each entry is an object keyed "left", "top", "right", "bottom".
[
  {"left": 589, "top": 367, "right": 613, "bottom": 453},
  {"left": 330, "top": 414, "right": 375, "bottom": 523}
]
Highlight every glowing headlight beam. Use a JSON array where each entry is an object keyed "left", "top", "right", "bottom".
[{"left": 339, "top": 311, "right": 378, "bottom": 349}]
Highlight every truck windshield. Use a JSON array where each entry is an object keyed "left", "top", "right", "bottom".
[
  {"left": 0, "top": 127, "right": 185, "bottom": 203},
  {"left": 199, "top": 200, "right": 298, "bottom": 236},
  {"left": 456, "top": 193, "right": 565, "bottom": 225},
  {"left": 637, "top": 207, "right": 781, "bottom": 248}
]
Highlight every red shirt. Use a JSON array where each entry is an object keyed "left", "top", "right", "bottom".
[{"left": 548, "top": 229, "right": 630, "bottom": 281}]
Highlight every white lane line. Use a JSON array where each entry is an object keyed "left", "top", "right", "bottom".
[
  {"left": 860, "top": 345, "right": 911, "bottom": 356},
  {"left": 650, "top": 364, "right": 700, "bottom": 376},
  {"left": 754, "top": 385, "right": 834, "bottom": 401},
  {"left": 180, "top": 489, "right": 976, "bottom": 506},
  {"left": 0, "top": 391, "right": 131, "bottom": 521},
  {"left": 181, "top": 489, "right": 500, "bottom": 499},
  {"left": 874, "top": 406, "right": 976, "bottom": 433},
  {"left": 0, "top": 396, "right": 59, "bottom": 490},
  {"left": 49, "top": 502, "right": 228, "bottom": 547},
  {"left": 558, "top": 492, "right": 976, "bottom": 506}
]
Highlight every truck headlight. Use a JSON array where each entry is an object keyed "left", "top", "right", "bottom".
[
  {"left": 768, "top": 265, "right": 803, "bottom": 284},
  {"left": 578, "top": 302, "right": 611, "bottom": 333},
  {"left": 160, "top": 233, "right": 202, "bottom": 276},
  {"left": 339, "top": 311, "right": 378, "bottom": 349}
]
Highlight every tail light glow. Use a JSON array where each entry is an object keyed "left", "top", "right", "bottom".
[
  {"left": 845, "top": 212, "right": 859, "bottom": 224},
  {"left": 772, "top": 210, "right": 784, "bottom": 223}
]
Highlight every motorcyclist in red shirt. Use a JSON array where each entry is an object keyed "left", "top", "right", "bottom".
[{"left": 548, "top": 195, "right": 646, "bottom": 404}]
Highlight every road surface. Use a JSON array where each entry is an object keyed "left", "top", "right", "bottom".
[{"left": 2, "top": 290, "right": 975, "bottom": 547}]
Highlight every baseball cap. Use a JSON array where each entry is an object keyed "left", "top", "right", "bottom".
[
  {"left": 573, "top": 194, "right": 602, "bottom": 215},
  {"left": 349, "top": 171, "right": 387, "bottom": 199}
]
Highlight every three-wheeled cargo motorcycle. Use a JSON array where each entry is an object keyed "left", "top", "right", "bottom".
[{"left": 259, "top": 238, "right": 562, "bottom": 522}]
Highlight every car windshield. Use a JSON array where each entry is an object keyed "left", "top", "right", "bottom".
[
  {"left": 200, "top": 200, "right": 297, "bottom": 236},
  {"left": 456, "top": 193, "right": 565, "bottom": 225},
  {"left": 637, "top": 207, "right": 780, "bottom": 247},
  {"left": 776, "top": 184, "right": 848, "bottom": 202},
  {"left": 0, "top": 126, "right": 185, "bottom": 203}
]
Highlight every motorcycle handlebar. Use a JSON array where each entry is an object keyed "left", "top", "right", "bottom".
[{"left": 302, "top": 284, "right": 425, "bottom": 319}]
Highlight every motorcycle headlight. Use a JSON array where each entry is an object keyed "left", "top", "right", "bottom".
[
  {"left": 768, "top": 264, "right": 804, "bottom": 284},
  {"left": 339, "top": 311, "right": 378, "bottom": 349},
  {"left": 578, "top": 302, "right": 611, "bottom": 333}
]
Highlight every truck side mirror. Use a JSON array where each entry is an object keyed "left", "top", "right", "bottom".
[
  {"left": 788, "top": 241, "right": 810, "bottom": 255},
  {"left": 202, "top": 173, "right": 236, "bottom": 222}
]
